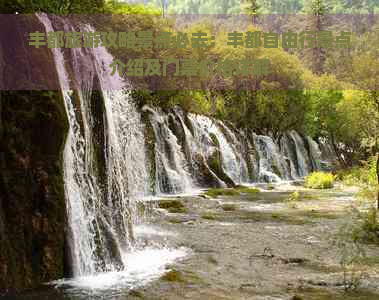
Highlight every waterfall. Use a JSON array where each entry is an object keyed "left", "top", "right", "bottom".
[
  {"left": 306, "top": 136, "right": 323, "bottom": 171},
  {"left": 279, "top": 133, "right": 300, "bottom": 179},
  {"left": 38, "top": 14, "right": 150, "bottom": 277},
  {"left": 187, "top": 114, "right": 247, "bottom": 184},
  {"left": 144, "top": 107, "right": 194, "bottom": 194},
  {"left": 173, "top": 110, "right": 227, "bottom": 188},
  {"left": 217, "top": 121, "right": 249, "bottom": 183},
  {"left": 37, "top": 12, "right": 333, "bottom": 286},
  {"left": 253, "top": 134, "right": 290, "bottom": 182},
  {"left": 287, "top": 131, "right": 312, "bottom": 177}
]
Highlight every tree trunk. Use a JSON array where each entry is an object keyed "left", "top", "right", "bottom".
[{"left": 376, "top": 152, "right": 379, "bottom": 209}]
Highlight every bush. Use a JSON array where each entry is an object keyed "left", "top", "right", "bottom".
[
  {"left": 338, "top": 157, "right": 377, "bottom": 202},
  {"left": 305, "top": 172, "right": 335, "bottom": 189},
  {"left": 338, "top": 156, "right": 377, "bottom": 188}
]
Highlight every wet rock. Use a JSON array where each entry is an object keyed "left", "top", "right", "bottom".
[
  {"left": 161, "top": 270, "right": 186, "bottom": 282},
  {"left": 0, "top": 89, "right": 68, "bottom": 292},
  {"left": 221, "top": 204, "right": 238, "bottom": 211},
  {"left": 159, "top": 199, "right": 188, "bottom": 213}
]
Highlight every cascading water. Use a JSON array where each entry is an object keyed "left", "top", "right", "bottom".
[
  {"left": 280, "top": 133, "right": 302, "bottom": 179},
  {"left": 287, "top": 131, "right": 312, "bottom": 177},
  {"left": 217, "top": 121, "right": 249, "bottom": 183},
  {"left": 173, "top": 109, "right": 227, "bottom": 187},
  {"left": 187, "top": 114, "right": 247, "bottom": 184},
  {"left": 306, "top": 136, "right": 323, "bottom": 171},
  {"left": 38, "top": 14, "right": 151, "bottom": 277},
  {"left": 253, "top": 134, "right": 291, "bottom": 182},
  {"left": 239, "top": 130, "right": 259, "bottom": 182},
  {"left": 144, "top": 107, "right": 194, "bottom": 194},
  {"left": 319, "top": 137, "right": 337, "bottom": 167}
]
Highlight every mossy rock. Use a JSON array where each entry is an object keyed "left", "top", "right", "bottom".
[
  {"left": 191, "top": 153, "right": 225, "bottom": 188},
  {"left": 161, "top": 270, "right": 186, "bottom": 282},
  {"left": 235, "top": 186, "right": 260, "bottom": 194},
  {"left": 205, "top": 188, "right": 239, "bottom": 198},
  {"left": 158, "top": 199, "right": 187, "bottom": 213},
  {"left": 201, "top": 213, "right": 218, "bottom": 220},
  {"left": 221, "top": 204, "right": 237, "bottom": 211}
]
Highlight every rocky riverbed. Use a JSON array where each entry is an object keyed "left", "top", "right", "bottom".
[
  {"left": 133, "top": 183, "right": 379, "bottom": 300},
  {"left": 6, "top": 182, "right": 379, "bottom": 300}
]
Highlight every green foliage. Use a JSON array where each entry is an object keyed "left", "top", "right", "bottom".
[
  {"left": 360, "top": 208, "right": 379, "bottom": 243},
  {"left": 0, "top": 0, "right": 106, "bottom": 13},
  {"left": 305, "top": 172, "right": 335, "bottom": 189},
  {"left": 339, "top": 157, "right": 378, "bottom": 202}
]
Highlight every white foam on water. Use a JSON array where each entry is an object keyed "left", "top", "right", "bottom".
[
  {"left": 51, "top": 247, "right": 189, "bottom": 291},
  {"left": 156, "top": 188, "right": 203, "bottom": 198},
  {"left": 134, "top": 225, "right": 176, "bottom": 237}
]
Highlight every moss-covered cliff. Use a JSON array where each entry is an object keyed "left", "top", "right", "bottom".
[{"left": 0, "top": 91, "right": 68, "bottom": 294}]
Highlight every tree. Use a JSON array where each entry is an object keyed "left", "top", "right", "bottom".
[
  {"left": 0, "top": 0, "right": 105, "bottom": 14},
  {"left": 304, "top": 0, "right": 330, "bottom": 74},
  {"left": 242, "top": 0, "right": 261, "bottom": 24}
]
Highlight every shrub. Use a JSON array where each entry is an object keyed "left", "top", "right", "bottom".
[
  {"left": 305, "top": 172, "right": 335, "bottom": 189},
  {"left": 338, "top": 157, "right": 377, "bottom": 188},
  {"left": 337, "top": 157, "right": 377, "bottom": 202}
]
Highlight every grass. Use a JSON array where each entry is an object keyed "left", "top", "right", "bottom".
[{"left": 305, "top": 172, "right": 335, "bottom": 189}]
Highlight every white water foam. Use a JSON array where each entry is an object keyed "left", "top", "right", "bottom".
[{"left": 51, "top": 247, "right": 189, "bottom": 292}]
